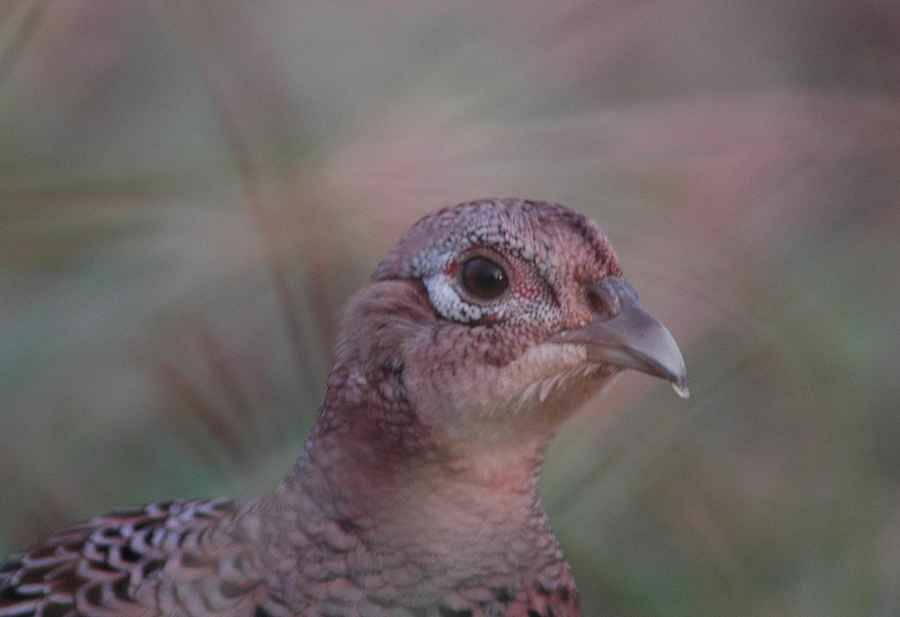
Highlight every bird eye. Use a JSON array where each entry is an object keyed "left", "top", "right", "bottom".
[{"left": 460, "top": 255, "right": 509, "bottom": 301}]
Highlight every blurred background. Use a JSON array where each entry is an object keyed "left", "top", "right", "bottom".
[{"left": 1, "top": 1, "right": 899, "bottom": 614}]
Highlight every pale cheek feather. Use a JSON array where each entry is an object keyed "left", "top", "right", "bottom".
[
  {"left": 511, "top": 363, "right": 603, "bottom": 414},
  {"left": 478, "top": 343, "right": 594, "bottom": 416}
]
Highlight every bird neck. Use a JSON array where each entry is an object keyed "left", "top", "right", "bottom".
[
  {"left": 261, "top": 390, "right": 571, "bottom": 606},
  {"left": 300, "top": 410, "right": 554, "bottom": 550}
]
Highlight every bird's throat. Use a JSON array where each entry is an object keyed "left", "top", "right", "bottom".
[{"left": 264, "top": 422, "right": 564, "bottom": 605}]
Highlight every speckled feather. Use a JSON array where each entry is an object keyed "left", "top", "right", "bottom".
[{"left": 0, "top": 199, "right": 634, "bottom": 617}]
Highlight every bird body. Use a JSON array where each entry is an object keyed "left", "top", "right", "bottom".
[{"left": 0, "top": 199, "right": 687, "bottom": 617}]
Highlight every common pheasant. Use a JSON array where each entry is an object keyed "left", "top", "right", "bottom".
[{"left": 0, "top": 198, "right": 687, "bottom": 617}]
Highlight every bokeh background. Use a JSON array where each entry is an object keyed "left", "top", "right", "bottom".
[{"left": 2, "top": 1, "right": 899, "bottom": 615}]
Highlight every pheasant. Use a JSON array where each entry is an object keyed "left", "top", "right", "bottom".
[{"left": 0, "top": 198, "right": 687, "bottom": 617}]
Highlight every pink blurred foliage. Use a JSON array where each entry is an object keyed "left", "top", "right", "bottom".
[{"left": 23, "top": 0, "right": 145, "bottom": 102}]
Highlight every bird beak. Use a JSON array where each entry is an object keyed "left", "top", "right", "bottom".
[{"left": 551, "top": 278, "right": 689, "bottom": 397}]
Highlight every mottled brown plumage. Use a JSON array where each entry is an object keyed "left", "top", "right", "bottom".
[{"left": 0, "top": 198, "right": 687, "bottom": 617}]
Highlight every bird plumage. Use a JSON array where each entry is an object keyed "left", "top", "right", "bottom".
[
  {"left": 0, "top": 499, "right": 267, "bottom": 617},
  {"left": 0, "top": 198, "right": 687, "bottom": 617}
]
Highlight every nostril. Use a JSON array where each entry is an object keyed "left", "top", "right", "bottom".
[
  {"left": 587, "top": 281, "right": 621, "bottom": 320},
  {"left": 587, "top": 277, "right": 639, "bottom": 320}
]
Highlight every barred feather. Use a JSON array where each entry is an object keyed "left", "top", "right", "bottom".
[{"left": 0, "top": 499, "right": 265, "bottom": 617}]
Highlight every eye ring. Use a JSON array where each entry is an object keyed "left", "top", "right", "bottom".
[{"left": 459, "top": 253, "right": 510, "bottom": 303}]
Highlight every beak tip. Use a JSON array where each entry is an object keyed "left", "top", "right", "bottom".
[
  {"left": 658, "top": 342, "right": 690, "bottom": 399},
  {"left": 671, "top": 371, "right": 690, "bottom": 400}
]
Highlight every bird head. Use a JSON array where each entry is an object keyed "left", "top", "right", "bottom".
[{"left": 327, "top": 198, "right": 687, "bottom": 456}]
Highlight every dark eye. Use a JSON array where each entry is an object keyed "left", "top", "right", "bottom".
[{"left": 460, "top": 256, "right": 509, "bottom": 301}]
